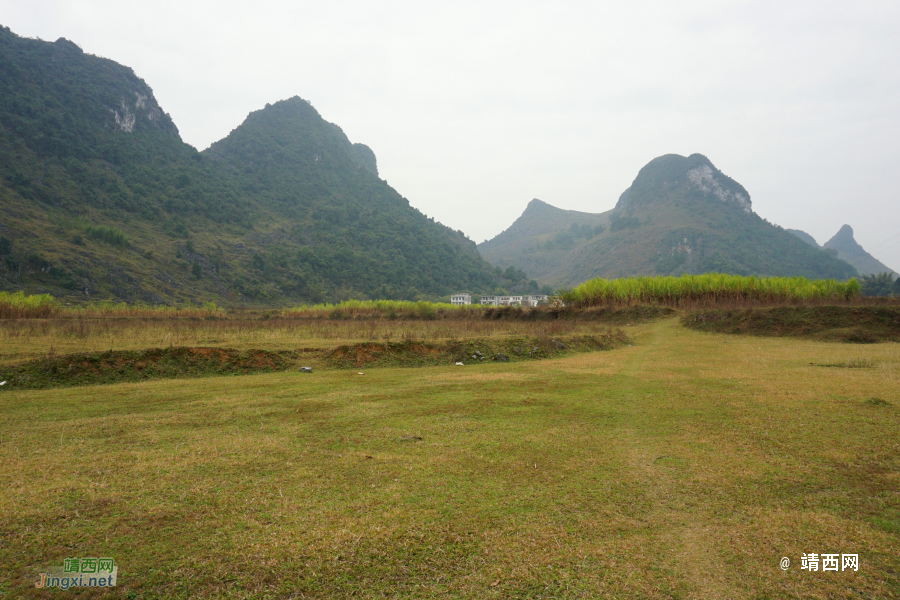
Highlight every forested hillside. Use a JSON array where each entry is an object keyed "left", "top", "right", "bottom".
[
  {"left": 0, "top": 25, "right": 530, "bottom": 304},
  {"left": 480, "top": 154, "right": 858, "bottom": 287}
]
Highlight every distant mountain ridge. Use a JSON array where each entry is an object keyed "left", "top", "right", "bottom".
[
  {"left": 0, "top": 25, "right": 533, "bottom": 303},
  {"left": 479, "top": 154, "right": 858, "bottom": 287},
  {"left": 788, "top": 226, "right": 895, "bottom": 276}
]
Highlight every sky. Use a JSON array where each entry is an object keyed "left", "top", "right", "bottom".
[{"left": 3, "top": 0, "right": 899, "bottom": 270}]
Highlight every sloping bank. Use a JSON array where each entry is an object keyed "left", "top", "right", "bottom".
[
  {"left": 683, "top": 305, "right": 900, "bottom": 343},
  {"left": 0, "top": 333, "right": 631, "bottom": 390},
  {"left": 1, "top": 347, "right": 293, "bottom": 390},
  {"left": 325, "top": 332, "right": 631, "bottom": 369}
]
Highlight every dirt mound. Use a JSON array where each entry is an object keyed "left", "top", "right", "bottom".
[
  {"left": 481, "top": 305, "right": 676, "bottom": 322},
  {"left": 1, "top": 347, "right": 291, "bottom": 390},
  {"left": 683, "top": 306, "right": 900, "bottom": 343},
  {"left": 326, "top": 333, "right": 630, "bottom": 369}
]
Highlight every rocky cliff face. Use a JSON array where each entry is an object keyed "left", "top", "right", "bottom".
[
  {"left": 46, "top": 34, "right": 181, "bottom": 138},
  {"left": 615, "top": 153, "right": 752, "bottom": 214},
  {"left": 686, "top": 163, "right": 752, "bottom": 213}
]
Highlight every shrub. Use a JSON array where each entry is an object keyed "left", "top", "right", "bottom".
[
  {"left": 609, "top": 216, "right": 641, "bottom": 231},
  {"left": 84, "top": 224, "right": 128, "bottom": 246}
]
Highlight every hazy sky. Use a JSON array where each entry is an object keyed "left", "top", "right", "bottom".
[{"left": 4, "top": 0, "right": 899, "bottom": 270}]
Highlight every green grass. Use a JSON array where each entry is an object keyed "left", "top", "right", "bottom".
[{"left": 0, "top": 319, "right": 898, "bottom": 598}]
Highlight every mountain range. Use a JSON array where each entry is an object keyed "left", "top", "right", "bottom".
[
  {"left": 0, "top": 25, "right": 880, "bottom": 305},
  {"left": 786, "top": 226, "right": 895, "bottom": 277},
  {"left": 0, "top": 25, "right": 536, "bottom": 304},
  {"left": 479, "top": 154, "right": 861, "bottom": 288}
]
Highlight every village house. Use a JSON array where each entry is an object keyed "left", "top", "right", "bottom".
[
  {"left": 475, "top": 294, "right": 549, "bottom": 307},
  {"left": 450, "top": 293, "right": 472, "bottom": 305},
  {"left": 521, "top": 294, "right": 549, "bottom": 307}
]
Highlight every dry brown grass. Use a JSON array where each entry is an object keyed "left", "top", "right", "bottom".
[
  {"left": 0, "top": 318, "right": 897, "bottom": 598},
  {"left": 0, "top": 316, "right": 616, "bottom": 367}
]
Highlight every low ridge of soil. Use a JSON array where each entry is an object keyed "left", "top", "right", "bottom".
[
  {"left": 0, "top": 347, "right": 293, "bottom": 390},
  {"left": 482, "top": 305, "right": 676, "bottom": 322},
  {"left": 0, "top": 333, "right": 632, "bottom": 389},
  {"left": 326, "top": 332, "right": 631, "bottom": 369},
  {"left": 683, "top": 305, "right": 900, "bottom": 343}
]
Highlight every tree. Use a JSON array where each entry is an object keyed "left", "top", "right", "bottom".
[{"left": 860, "top": 272, "right": 895, "bottom": 297}]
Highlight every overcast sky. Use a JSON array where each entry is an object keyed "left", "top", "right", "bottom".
[{"left": 4, "top": 0, "right": 899, "bottom": 270}]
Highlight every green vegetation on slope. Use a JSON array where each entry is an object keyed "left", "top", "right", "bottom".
[
  {"left": 480, "top": 154, "right": 858, "bottom": 286},
  {"left": 202, "top": 97, "right": 534, "bottom": 301},
  {"left": 823, "top": 224, "right": 896, "bottom": 276},
  {"left": 0, "top": 26, "right": 525, "bottom": 304}
]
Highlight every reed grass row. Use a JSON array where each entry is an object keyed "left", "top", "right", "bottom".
[
  {"left": 0, "top": 292, "right": 223, "bottom": 319},
  {"left": 557, "top": 274, "right": 861, "bottom": 307},
  {"left": 282, "top": 299, "right": 482, "bottom": 320},
  {"left": 0, "top": 291, "right": 58, "bottom": 318},
  {"left": 1, "top": 274, "right": 863, "bottom": 321}
]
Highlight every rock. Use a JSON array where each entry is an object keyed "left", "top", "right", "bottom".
[
  {"left": 495, "top": 354, "right": 508, "bottom": 362},
  {"left": 298, "top": 367, "right": 312, "bottom": 373},
  {"left": 513, "top": 347, "right": 523, "bottom": 355},
  {"left": 551, "top": 339, "right": 566, "bottom": 350},
  {"left": 455, "top": 362, "right": 464, "bottom": 366}
]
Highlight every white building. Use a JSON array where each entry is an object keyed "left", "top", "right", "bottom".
[
  {"left": 521, "top": 295, "right": 549, "bottom": 307},
  {"left": 450, "top": 293, "right": 472, "bottom": 305},
  {"left": 477, "top": 295, "right": 548, "bottom": 307}
]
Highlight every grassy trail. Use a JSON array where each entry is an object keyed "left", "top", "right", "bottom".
[{"left": 0, "top": 319, "right": 898, "bottom": 598}]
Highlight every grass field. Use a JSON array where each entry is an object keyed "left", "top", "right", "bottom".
[{"left": 1, "top": 315, "right": 898, "bottom": 598}]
